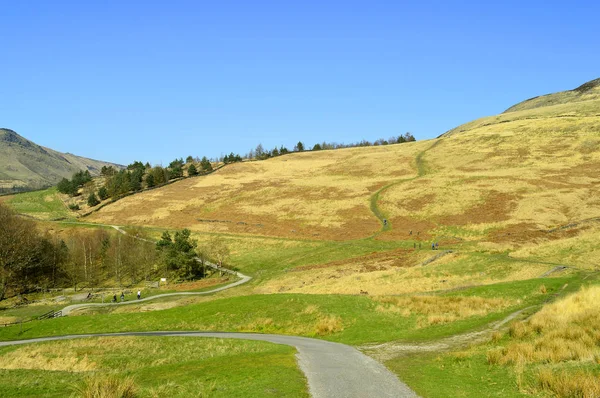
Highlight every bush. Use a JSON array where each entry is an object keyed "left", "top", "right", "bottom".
[
  {"left": 68, "top": 203, "right": 80, "bottom": 211},
  {"left": 97, "top": 187, "right": 109, "bottom": 201},
  {"left": 87, "top": 193, "right": 100, "bottom": 207}
]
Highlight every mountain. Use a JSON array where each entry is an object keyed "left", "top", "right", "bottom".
[{"left": 0, "top": 128, "right": 123, "bottom": 193}]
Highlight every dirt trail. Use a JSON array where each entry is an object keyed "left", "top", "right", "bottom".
[
  {"left": 369, "top": 140, "right": 441, "bottom": 234},
  {"left": 360, "top": 306, "right": 533, "bottom": 362}
]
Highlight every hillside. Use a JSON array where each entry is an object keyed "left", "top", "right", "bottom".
[
  {"left": 504, "top": 77, "right": 600, "bottom": 113},
  {"left": 0, "top": 128, "right": 122, "bottom": 193},
  {"left": 84, "top": 78, "right": 600, "bottom": 296}
]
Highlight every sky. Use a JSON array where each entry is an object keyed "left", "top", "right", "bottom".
[{"left": 1, "top": 0, "right": 599, "bottom": 165}]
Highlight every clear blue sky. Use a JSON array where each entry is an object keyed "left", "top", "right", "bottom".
[{"left": 1, "top": 1, "right": 599, "bottom": 165}]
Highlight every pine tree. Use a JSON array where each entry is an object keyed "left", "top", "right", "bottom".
[{"left": 87, "top": 193, "right": 100, "bottom": 207}]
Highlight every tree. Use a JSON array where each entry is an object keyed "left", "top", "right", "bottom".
[
  {"left": 200, "top": 157, "right": 213, "bottom": 171},
  {"left": 130, "top": 169, "right": 144, "bottom": 191},
  {"left": 87, "top": 193, "right": 100, "bottom": 207},
  {"left": 127, "top": 161, "right": 145, "bottom": 173},
  {"left": 105, "top": 170, "right": 131, "bottom": 199},
  {"left": 403, "top": 132, "right": 416, "bottom": 142},
  {"left": 169, "top": 158, "right": 184, "bottom": 169},
  {"left": 97, "top": 186, "right": 109, "bottom": 201},
  {"left": 101, "top": 166, "right": 116, "bottom": 177},
  {"left": 145, "top": 173, "right": 155, "bottom": 188},
  {"left": 280, "top": 145, "right": 289, "bottom": 155},
  {"left": 188, "top": 163, "right": 198, "bottom": 176},
  {"left": 169, "top": 165, "right": 183, "bottom": 179},
  {"left": 150, "top": 166, "right": 169, "bottom": 185},
  {"left": 312, "top": 143, "right": 322, "bottom": 151},
  {"left": 255, "top": 144, "right": 266, "bottom": 159},
  {"left": 57, "top": 178, "right": 77, "bottom": 196},
  {"left": 156, "top": 229, "right": 199, "bottom": 280},
  {"left": 186, "top": 155, "right": 194, "bottom": 163},
  {"left": 0, "top": 204, "right": 67, "bottom": 300},
  {"left": 271, "top": 147, "right": 280, "bottom": 157},
  {"left": 294, "top": 141, "right": 305, "bottom": 152},
  {"left": 209, "top": 237, "right": 230, "bottom": 268}
]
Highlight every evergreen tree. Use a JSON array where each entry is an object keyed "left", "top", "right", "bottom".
[
  {"left": 294, "top": 141, "right": 305, "bottom": 151},
  {"left": 200, "top": 157, "right": 213, "bottom": 171},
  {"left": 87, "top": 193, "right": 100, "bottom": 207},
  {"left": 97, "top": 186, "right": 109, "bottom": 200},
  {"left": 188, "top": 163, "right": 198, "bottom": 176},
  {"left": 145, "top": 173, "right": 155, "bottom": 188}
]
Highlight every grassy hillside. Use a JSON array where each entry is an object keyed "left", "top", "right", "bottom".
[
  {"left": 504, "top": 77, "right": 600, "bottom": 113},
  {"left": 0, "top": 128, "right": 122, "bottom": 193},
  {"left": 76, "top": 78, "right": 600, "bottom": 300}
]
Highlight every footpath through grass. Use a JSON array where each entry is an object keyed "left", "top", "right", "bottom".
[{"left": 0, "top": 336, "right": 308, "bottom": 398}]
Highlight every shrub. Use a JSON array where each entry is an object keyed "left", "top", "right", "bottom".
[{"left": 87, "top": 193, "right": 100, "bottom": 207}]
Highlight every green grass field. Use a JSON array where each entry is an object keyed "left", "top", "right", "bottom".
[
  {"left": 0, "top": 336, "right": 308, "bottom": 398},
  {"left": 0, "top": 274, "right": 590, "bottom": 345},
  {"left": 4, "top": 187, "right": 74, "bottom": 221}
]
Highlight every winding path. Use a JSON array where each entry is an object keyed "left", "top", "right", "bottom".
[
  {"left": 60, "top": 267, "right": 251, "bottom": 316},
  {"left": 41, "top": 224, "right": 419, "bottom": 396},
  {"left": 0, "top": 331, "right": 418, "bottom": 398},
  {"left": 57, "top": 224, "right": 252, "bottom": 316}
]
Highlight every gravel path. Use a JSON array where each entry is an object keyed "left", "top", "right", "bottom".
[{"left": 0, "top": 331, "right": 418, "bottom": 398}]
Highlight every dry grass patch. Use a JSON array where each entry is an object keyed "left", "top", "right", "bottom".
[
  {"left": 0, "top": 344, "right": 97, "bottom": 372},
  {"left": 488, "top": 285, "right": 600, "bottom": 366},
  {"left": 537, "top": 368, "right": 600, "bottom": 398},
  {"left": 373, "top": 295, "right": 516, "bottom": 327},
  {"left": 240, "top": 311, "right": 343, "bottom": 336},
  {"left": 259, "top": 251, "right": 548, "bottom": 296},
  {"left": 71, "top": 374, "right": 137, "bottom": 398}
]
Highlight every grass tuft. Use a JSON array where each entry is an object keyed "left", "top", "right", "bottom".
[{"left": 70, "top": 374, "right": 137, "bottom": 398}]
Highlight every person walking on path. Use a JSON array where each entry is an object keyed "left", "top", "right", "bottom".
[
  {"left": 112, "top": 294, "right": 117, "bottom": 303},
  {"left": 120, "top": 292, "right": 125, "bottom": 302},
  {"left": 137, "top": 290, "right": 141, "bottom": 300},
  {"left": 431, "top": 242, "right": 435, "bottom": 250}
]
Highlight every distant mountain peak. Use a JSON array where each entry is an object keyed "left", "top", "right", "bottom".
[{"left": 0, "top": 128, "right": 123, "bottom": 194}]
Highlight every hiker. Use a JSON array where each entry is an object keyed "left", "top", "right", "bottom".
[
  {"left": 431, "top": 242, "right": 435, "bottom": 250},
  {"left": 120, "top": 292, "right": 125, "bottom": 302},
  {"left": 112, "top": 294, "right": 117, "bottom": 303},
  {"left": 86, "top": 292, "right": 92, "bottom": 300},
  {"left": 435, "top": 242, "right": 439, "bottom": 250},
  {"left": 137, "top": 290, "right": 141, "bottom": 300},
  {"left": 383, "top": 219, "right": 387, "bottom": 226}
]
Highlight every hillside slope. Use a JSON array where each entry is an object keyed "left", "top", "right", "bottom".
[
  {"left": 87, "top": 78, "right": 600, "bottom": 250},
  {"left": 0, "top": 128, "right": 122, "bottom": 192},
  {"left": 504, "top": 77, "right": 600, "bottom": 113}
]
